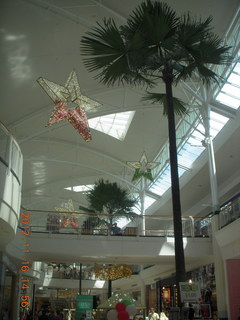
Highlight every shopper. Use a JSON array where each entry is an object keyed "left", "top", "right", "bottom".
[
  {"left": 148, "top": 308, "right": 159, "bottom": 320},
  {"left": 159, "top": 312, "right": 169, "bottom": 320},
  {"left": 54, "top": 310, "right": 62, "bottom": 320},
  {"left": 39, "top": 311, "right": 49, "bottom": 320},
  {"left": 188, "top": 304, "right": 194, "bottom": 320},
  {"left": 111, "top": 223, "right": 122, "bottom": 235}
]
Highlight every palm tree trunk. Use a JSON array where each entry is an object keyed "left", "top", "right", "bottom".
[{"left": 163, "top": 67, "right": 186, "bottom": 306}]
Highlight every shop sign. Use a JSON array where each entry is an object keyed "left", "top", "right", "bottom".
[
  {"left": 179, "top": 282, "right": 201, "bottom": 302},
  {"left": 76, "top": 295, "right": 93, "bottom": 320}
]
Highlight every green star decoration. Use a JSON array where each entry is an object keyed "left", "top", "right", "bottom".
[{"left": 127, "top": 152, "right": 159, "bottom": 182}]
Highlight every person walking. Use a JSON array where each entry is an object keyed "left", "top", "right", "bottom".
[
  {"left": 148, "top": 308, "right": 159, "bottom": 320},
  {"left": 188, "top": 304, "right": 194, "bottom": 320}
]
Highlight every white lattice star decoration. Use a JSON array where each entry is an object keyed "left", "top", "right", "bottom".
[
  {"left": 37, "top": 70, "right": 101, "bottom": 141},
  {"left": 54, "top": 199, "right": 79, "bottom": 230},
  {"left": 127, "top": 152, "right": 159, "bottom": 182}
]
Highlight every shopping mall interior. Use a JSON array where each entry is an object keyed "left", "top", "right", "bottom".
[{"left": 0, "top": 0, "right": 239, "bottom": 319}]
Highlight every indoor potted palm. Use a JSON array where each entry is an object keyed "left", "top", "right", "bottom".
[
  {"left": 81, "top": 179, "right": 137, "bottom": 235},
  {"left": 81, "top": 0, "right": 231, "bottom": 300}
]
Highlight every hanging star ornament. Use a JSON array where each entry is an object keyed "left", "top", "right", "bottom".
[
  {"left": 127, "top": 152, "right": 160, "bottom": 182},
  {"left": 37, "top": 70, "right": 101, "bottom": 141}
]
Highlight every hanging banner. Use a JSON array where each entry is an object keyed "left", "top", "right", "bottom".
[
  {"left": 179, "top": 282, "right": 201, "bottom": 302},
  {"left": 76, "top": 295, "right": 93, "bottom": 320}
]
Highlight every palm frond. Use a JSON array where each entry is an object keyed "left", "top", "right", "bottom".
[
  {"left": 174, "top": 62, "right": 197, "bottom": 83},
  {"left": 176, "top": 14, "right": 232, "bottom": 83},
  {"left": 142, "top": 92, "right": 187, "bottom": 116},
  {"left": 123, "top": 1, "right": 178, "bottom": 41},
  {"left": 178, "top": 14, "right": 213, "bottom": 47},
  {"left": 196, "top": 35, "right": 231, "bottom": 65},
  {"left": 121, "top": 0, "right": 179, "bottom": 59},
  {"left": 81, "top": 0, "right": 231, "bottom": 94},
  {"left": 195, "top": 64, "right": 222, "bottom": 85},
  {"left": 86, "top": 179, "right": 137, "bottom": 216},
  {"left": 81, "top": 19, "right": 133, "bottom": 85},
  {"left": 79, "top": 205, "right": 95, "bottom": 213}
]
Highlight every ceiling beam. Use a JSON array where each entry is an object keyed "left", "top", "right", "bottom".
[
  {"left": 21, "top": 0, "right": 94, "bottom": 28},
  {"left": 91, "top": 0, "right": 127, "bottom": 22}
]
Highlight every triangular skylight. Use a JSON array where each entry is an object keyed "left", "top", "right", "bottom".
[
  {"left": 89, "top": 111, "right": 135, "bottom": 141},
  {"left": 65, "top": 184, "right": 94, "bottom": 192}
]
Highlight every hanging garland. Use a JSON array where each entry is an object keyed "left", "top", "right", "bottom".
[{"left": 94, "top": 264, "right": 132, "bottom": 280}]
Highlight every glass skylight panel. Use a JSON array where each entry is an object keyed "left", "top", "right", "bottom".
[
  {"left": 221, "top": 83, "right": 240, "bottom": 99},
  {"left": 228, "top": 72, "right": 240, "bottom": 85},
  {"left": 150, "top": 166, "right": 171, "bottom": 196},
  {"left": 144, "top": 195, "right": 156, "bottom": 210},
  {"left": 178, "top": 155, "right": 192, "bottom": 168},
  {"left": 210, "top": 111, "right": 229, "bottom": 124},
  {"left": 187, "top": 137, "right": 203, "bottom": 148},
  {"left": 210, "top": 111, "right": 229, "bottom": 137},
  {"left": 216, "top": 93, "right": 239, "bottom": 109},
  {"left": 147, "top": 108, "right": 229, "bottom": 201},
  {"left": 181, "top": 147, "right": 199, "bottom": 160},
  {"left": 65, "top": 184, "right": 94, "bottom": 192},
  {"left": 159, "top": 180, "right": 171, "bottom": 188},
  {"left": 89, "top": 111, "right": 135, "bottom": 141},
  {"left": 233, "top": 62, "right": 240, "bottom": 73},
  {"left": 191, "top": 129, "right": 205, "bottom": 141},
  {"left": 184, "top": 142, "right": 203, "bottom": 156},
  {"left": 178, "top": 138, "right": 201, "bottom": 170},
  {"left": 216, "top": 62, "right": 240, "bottom": 110}
]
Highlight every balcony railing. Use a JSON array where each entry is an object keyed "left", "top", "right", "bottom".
[
  {"left": 21, "top": 210, "right": 211, "bottom": 238},
  {"left": 21, "top": 193, "right": 240, "bottom": 240},
  {"left": 219, "top": 193, "right": 240, "bottom": 228}
]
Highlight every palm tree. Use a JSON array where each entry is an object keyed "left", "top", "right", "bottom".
[
  {"left": 81, "top": 0, "right": 230, "bottom": 304},
  {"left": 84, "top": 179, "right": 137, "bottom": 233},
  {"left": 84, "top": 179, "right": 137, "bottom": 298}
]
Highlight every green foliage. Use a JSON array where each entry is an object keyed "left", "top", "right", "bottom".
[
  {"left": 82, "top": 179, "right": 137, "bottom": 229},
  {"left": 87, "top": 179, "right": 136, "bottom": 215},
  {"left": 142, "top": 93, "right": 187, "bottom": 116},
  {"left": 81, "top": 0, "right": 231, "bottom": 92}
]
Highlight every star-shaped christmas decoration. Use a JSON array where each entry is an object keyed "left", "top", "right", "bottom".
[
  {"left": 37, "top": 70, "right": 101, "bottom": 141},
  {"left": 54, "top": 199, "right": 79, "bottom": 230},
  {"left": 127, "top": 152, "right": 159, "bottom": 182}
]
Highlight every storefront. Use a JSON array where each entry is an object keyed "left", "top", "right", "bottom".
[{"left": 154, "top": 263, "right": 217, "bottom": 318}]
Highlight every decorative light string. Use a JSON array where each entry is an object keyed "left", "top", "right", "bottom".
[{"left": 94, "top": 264, "right": 132, "bottom": 280}]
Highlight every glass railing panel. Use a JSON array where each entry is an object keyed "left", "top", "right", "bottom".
[
  {"left": 219, "top": 194, "right": 240, "bottom": 228},
  {"left": 26, "top": 211, "right": 211, "bottom": 238},
  {"left": 193, "top": 217, "right": 212, "bottom": 237}
]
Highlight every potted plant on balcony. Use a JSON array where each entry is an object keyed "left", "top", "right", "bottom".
[{"left": 81, "top": 179, "right": 137, "bottom": 235}]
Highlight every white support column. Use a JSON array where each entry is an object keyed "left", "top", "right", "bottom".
[
  {"left": 211, "top": 215, "right": 228, "bottom": 319},
  {"left": 139, "top": 268, "right": 146, "bottom": 307},
  {"left": 200, "top": 89, "right": 227, "bottom": 318},
  {"left": 140, "top": 178, "right": 146, "bottom": 236},
  {"left": 201, "top": 100, "right": 220, "bottom": 214}
]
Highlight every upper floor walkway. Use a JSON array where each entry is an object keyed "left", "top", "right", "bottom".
[{"left": 5, "top": 193, "right": 240, "bottom": 272}]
